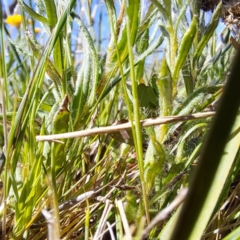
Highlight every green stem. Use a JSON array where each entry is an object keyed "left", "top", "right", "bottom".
[
  {"left": 126, "top": 2, "right": 150, "bottom": 224},
  {"left": 0, "top": 1, "right": 9, "bottom": 235},
  {"left": 167, "top": 24, "right": 178, "bottom": 69},
  {"left": 0, "top": 79, "right": 7, "bottom": 240},
  {"left": 50, "top": 143, "right": 60, "bottom": 237}
]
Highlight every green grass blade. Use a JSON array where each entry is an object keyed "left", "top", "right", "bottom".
[
  {"left": 8, "top": 0, "right": 76, "bottom": 150},
  {"left": 193, "top": 2, "right": 222, "bottom": 70},
  {"left": 71, "top": 12, "right": 99, "bottom": 107},
  {"left": 18, "top": 0, "right": 48, "bottom": 24},
  {"left": 170, "top": 48, "right": 240, "bottom": 240},
  {"left": 105, "top": 0, "right": 117, "bottom": 49},
  {"left": 43, "top": 0, "right": 64, "bottom": 78},
  {"left": 150, "top": 0, "right": 169, "bottom": 21},
  {"left": 223, "top": 225, "right": 240, "bottom": 240},
  {"left": 100, "top": 34, "right": 164, "bottom": 101},
  {"left": 157, "top": 58, "right": 173, "bottom": 141},
  {"left": 126, "top": 0, "right": 151, "bottom": 224},
  {"left": 43, "top": 0, "right": 58, "bottom": 29},
  {"left": 172, "top": 16, "right": 197, "bottom": 96}
]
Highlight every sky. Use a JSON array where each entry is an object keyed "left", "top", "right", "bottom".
[{"left": 2, "top": 0, "right": 227, "bottom": 77}]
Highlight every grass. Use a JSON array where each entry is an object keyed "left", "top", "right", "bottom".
[{"left": 0, "top": 0, "right": 240, "bottom": 239}]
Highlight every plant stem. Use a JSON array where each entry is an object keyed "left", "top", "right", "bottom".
[
  {"left": 126, "top": 1, "right": 150, "bottom": 224},
  {"left": 50, "top": 143, "right": 60, "bottom": 238}
]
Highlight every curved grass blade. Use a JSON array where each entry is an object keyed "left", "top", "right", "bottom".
[
  {"left": 52, "top": 95, "right": 70, "bottom": 171},
  {"left": 99, "top": 34, "right": 164, "bottom": 102},
  {"left": 44, "top": 0, "right": 64, "bottom": 78},
  {"left": 193, "top": 2, "right": 222, "bottom": 70},
  {"left": 18, "top": 0, "right": 48, "bottom": 24},
  {"left": 182, "top": 55, "right": 194, "bottom": 95},
  {"left": 4, "top": 1, "right": 77, "bottom": 207},
  {"left": 144, "top": 129, "right": 165, "bottom": 194},
  {"left": 71, "top": 12, "right": 99, "bottom": 128},
  {"left": 25, "top": 29, "right": 62, "bottom": 88},
  {"left": 150, "top": 0, "right": 169, "bottom": 22},
  {"left": 223, "top": 225, "right": 240, "bottom": 240},
  {"left": 96, "top": 0, "right": 140, "bottom": 96},
  {"left": 157, "top": 58, "right": 172, "bottom": 141},
  {"left": 172, "top": 16, "right": 197, "bottom": 96},
  {"left": 171, "top": 122, "right": 207, "bottom": 155},
  {"left": 105, "top": 0, "right": 117, "bottom": 49},
  {"left": 170, "top": 46, "right": 240, "bottom": 240}
]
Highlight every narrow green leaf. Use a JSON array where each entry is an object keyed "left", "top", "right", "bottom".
[
  {"left": 6, "top": 0, "right": 76, "bottom": 190},
  {"left": 25, "top": 30, "right": 62, "bottom": 88},
  {"left": 43, "top": 0, "right": 64, "bottom": 77},
  {"left": 136, "top": 29, "right": 149, "bottom": 81},
  {"left": 174, "top": 0, "right": 191, "bottom": 34},
  {"left": 99, "top": 0, "right": 139, "bottom": 89},
  {"left": 144, "top": 129, "right": 165, "bottom": 194},
  {"left": 18, "top": 0, "right": 48, "bottom": 24},
  {"left": 137, "top": 84, "right": 158, "bottom": 108},
  {"left": 171, "top": 123, "right": 207, "bottom": 154},
  {"left": 43, "top": 0, "right": 58, "bottom": 29},
  {"left": 156, "top": 58, "right": 173, "bottom": 142},
  {"left": 52, "top": 95, "right": 70, "bottom": 170},
  {"left": 223, "top": 225, "right": 240, "bottom": 240},
  {"left": 159, "top": 207, "right": 182, "bottom": 240},
  {"left": 100, "top": 34, "right": 164, "bottom": 101},
  {"left": 71, "top": 12, "right": 99, "bottom": 128},
  {"left": 105, "top": 0, "right": 117, "bottom": 49},
  {"left": 126, "top": 0, "right": 140, "bottom": 46},
  {"left": 52, "top": 96, "right": 70, "bottom": 135},
  {"left": 157, "top": 58, "right": 172, "bottom": 116},
  {"left": 172, "top": 17, "right": 197, "bottom": 96},
  {"left": 150, "top": 0, "right": 169, "bottom": 21},
  {"left": 124, "top": 191, "right": 138, "bottom": 223},
  {"left": 182, "top": 55, "right": 194, "bottom": 95},
  {"left": 193, "top": 2, "right": 222, "bottom": 69},
  {"left": 170, "top": 46, "right": 240, "bottom": 239}
]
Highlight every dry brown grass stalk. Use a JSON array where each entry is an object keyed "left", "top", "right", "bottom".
[{"left": 36, "top": 112, "right": 215, "bottom": 141}]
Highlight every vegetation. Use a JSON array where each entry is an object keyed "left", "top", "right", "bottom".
[{"left": 0, "top": 0, "right": 240, "bottom": 239}]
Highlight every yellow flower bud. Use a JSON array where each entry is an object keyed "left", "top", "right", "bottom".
[
  {"left": 34, "top": 28, "right": 41, "bottom": 34},
  {"left": 6, "top": 14, "right": 22, "bottom": 28}
]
